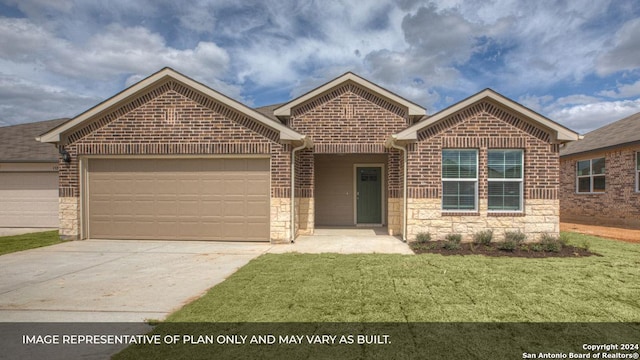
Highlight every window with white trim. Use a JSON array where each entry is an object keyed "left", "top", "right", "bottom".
[
  {"left": 442, "top": 149, "right": 477, "bottom": 211},
  {"left": 636, "top": 152, "right": 639, "bottom": 192},
  {"left": 488, "top": 149, "right": 524, "bottom": 211},
  {"left": 576, "top": 157, "right": 605, "bottom": 193}
]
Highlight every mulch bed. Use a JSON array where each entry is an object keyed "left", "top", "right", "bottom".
[{"left": 410, "top": 241, "right": 599, "bottom": 258}]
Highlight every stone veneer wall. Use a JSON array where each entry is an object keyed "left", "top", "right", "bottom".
[
  {"left": 407, "top": 198, "right": 558, "bottom": 242},
  {"left": 387, "top": 198, "right": 402, "bottom": 236},
  {"left": 59, "top": 197, "right": 79, "bottom": 240},
  {"left": 270, "top": 198, "right": 291, "bottom": 243},
  {"left": 560, "top": 145, "right": 640, "bottom": 227}
]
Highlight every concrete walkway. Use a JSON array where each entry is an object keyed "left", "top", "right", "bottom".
[{"left": 268, "top": 228, "right": 414, "bottom": 255}]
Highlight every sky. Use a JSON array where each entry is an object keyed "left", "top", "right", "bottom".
[{"left": 1, "top": 0, "right": 639, "bottom": 134}]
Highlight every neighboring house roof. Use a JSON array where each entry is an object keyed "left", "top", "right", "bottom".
[
  {"left": 392, "top": 88, "right": 579, "bottom": 143},
  {"left": 0, "top": 118, "right": 69, "bottom": 162},
  {"left": 273, "top": 72, "right": 427, "bottom": 119},
  {"left": 38, "top": 68, "right": 306, "bottom": 144},
  {"left": 560, "top": 111, "right": 640, "bottom": 157}
]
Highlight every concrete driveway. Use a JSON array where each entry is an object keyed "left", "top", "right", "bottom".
[{"left": 0, "top": 240, "right": 271, "bottom": 322}]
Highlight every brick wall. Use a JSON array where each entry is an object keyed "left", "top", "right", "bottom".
[
  {"left": 405, "top": 100, "right": 560, "bottom": 240},
  {"left": 58, "top": 80, "right": 290, "bottom": 240},
  {"left": 560, "top": 145, "right": 640, "bottom": 227}
]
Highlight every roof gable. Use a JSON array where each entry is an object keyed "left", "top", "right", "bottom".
[
  {"left": 273, "top": 72, "right": 426, "bottom": 119},
  {"left": 560, "top": 111, "right": 640, "bottom": 157},
  {"left": 38, "top": 68, "right": 305, "bottom": 144},
  {"left": 393, "top": 89, "right": 579, "bottom": 144}
]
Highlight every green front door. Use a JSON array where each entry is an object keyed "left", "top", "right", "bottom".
[{"left": 356, "top": 167, "right": 382, "bottom": 224}]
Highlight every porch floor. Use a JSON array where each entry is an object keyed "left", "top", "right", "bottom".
[{"left": 268, "top": 227, "right": 413, "bottom": 255}]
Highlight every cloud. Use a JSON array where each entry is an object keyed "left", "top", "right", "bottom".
[
  {"left": 519, "top": 93, "right": 640, "bottom": 134},
  {"left": 596, "top": 18, "right": 640, "bottom": 76},
  {"left": 598, "top": 79, "right": 640, "bottom": 98},
  {"left": 0, "top": 74, "right": 100, "bottom": 124}
]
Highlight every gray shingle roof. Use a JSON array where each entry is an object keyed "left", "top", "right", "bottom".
[
  {"left": 560, "top": 112, "right": 640, "bottom": 157},
  {"left": 0, "top": 118, "right": 69, "bottom": 162},
  {"left": 254, "top": 103, "right": 284, "bottom": 123}
]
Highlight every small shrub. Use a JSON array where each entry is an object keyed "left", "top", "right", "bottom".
[
  {"left": 445, "top": 233, "right": 462, "bottom": 242},
  {"left": 415, "top": 232, "right": 431, "bottom": 243},
  {"left": 473, "top": 230, "right": 493, "bottom": 245},
  {"left": 559, "top": 233, "right": 570, "bottom": 246},
  {"left": 443, "top": 233, "right": 462, "bottom": 250},
  {"left": 540, "top": 234, "right": 562, "bottom": 253},
  {"left": 504, "top": 231, "right": 526, "bottom": 244},
  {"left": 498, "top": 240, "right": 517, "bottom": 251},
  {"left": 531, "top": 243, "right": 544, "bottom": 252},
  {"left": 580, "top": 239, "right": 591, "bottom": 251}
]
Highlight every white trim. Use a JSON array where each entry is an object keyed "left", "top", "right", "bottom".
[
  {"left": 274, "top": 72, "right": 426, "bottom": 118},
  {"left": 487, "top": 149, "right": 524, "bottom": 212},
  {"left": 441, "top": 149, "right": 479, "bottom": 212},
  {"left": 38, "top": 68, "right": 305, "bottom": 144},
  {"left": 394, "top": 89, "right": 579, "bottom": 143},
  {"left": 353, "top": 163, "right": 386, "bottom": 226}
]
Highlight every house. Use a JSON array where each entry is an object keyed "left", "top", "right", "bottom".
[
  {"left": 559, "top": 112, "right": 640, "bottom": 228},
  {"left": 0, "top": 118, "right": 68, "bottom": 227},
  {"left": 37, "top": 68, "right": 579, "bottom": 242}
]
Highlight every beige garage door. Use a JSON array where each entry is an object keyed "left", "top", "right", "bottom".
[
  {"left": 87, "top": 158, "right": 270, "bottom": 241},
  {"left": 0, "top": 172, "right": 59, "bottom": 227}
]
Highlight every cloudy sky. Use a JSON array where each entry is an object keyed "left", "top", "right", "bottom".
[{"left": 1, "top": 0, "right": 639, "bottom": 134}]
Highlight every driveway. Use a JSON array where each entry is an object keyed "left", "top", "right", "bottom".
[{"left": 0, "top": 240, "right": 271, "bottom": 322}]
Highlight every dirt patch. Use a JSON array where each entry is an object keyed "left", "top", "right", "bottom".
[
  {"left": 410, "top": 241, "right": 597, "bottom": 258},
  {"left": 560, "top": 222, "right": 640, "bottom": 243}
]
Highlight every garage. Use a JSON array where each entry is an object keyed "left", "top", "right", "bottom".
[
  {"left": 0, "top": 171, "right": 59, "bottom": 227},
  {"left": 86, "top": 158, "right": 270, "bottom": 241}
]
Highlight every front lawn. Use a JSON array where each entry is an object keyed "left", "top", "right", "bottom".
[
  {"left": 0, "top": 230, "right": 62, "bottom": 255},
  {"left": 168, "top": 232, "right": 639, "bottom": 322},
  {"left": 115, "top": 232, "right": 640, "bottom": 359}
]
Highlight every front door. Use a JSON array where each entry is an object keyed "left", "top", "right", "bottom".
[{"left": 356, "top": 167, "right": 382, "bottom": 224}]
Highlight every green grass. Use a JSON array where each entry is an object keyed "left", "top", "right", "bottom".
[
  {"left": 167, "top": 232, "right": 640, "bottom": 322},
  {"left": 114, "top": 232, "right": 640, "bottom": 359},
  {"left": 0, "top": 231, "right": 63, "bottom": 255}
]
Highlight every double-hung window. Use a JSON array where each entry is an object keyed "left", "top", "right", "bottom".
[
  {"left": 576, "top": 157, "right": 605, "bottom": 193},
  {"left": 442, "top": 149, "right": 478, "bottom": 211},
  {"left": 488, "top": 149, "right": 524, "bottom": 211}
]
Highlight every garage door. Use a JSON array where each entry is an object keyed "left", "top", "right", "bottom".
[
  {"left": 0, "top": 172, "right": 59, "bottom": 227},
  {"left": 87, "top": 158, "right": 270, "bottom": 241}
]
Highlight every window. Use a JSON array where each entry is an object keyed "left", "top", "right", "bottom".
[
  {"left": 488, "top": 149, "right": 524, "bottom": 211},
  {"left": 576, "top": 157, "right": 605, "bottom": 193},
  {"left": 442, "top": 149, "right": 477, "bottom": 211},
  {"left": 636, "top": 152, "right": 640, "bottom": 192}
]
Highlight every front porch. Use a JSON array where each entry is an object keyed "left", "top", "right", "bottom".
[{"left": 270, "top": 226, "right": 412, "bottom": 254}]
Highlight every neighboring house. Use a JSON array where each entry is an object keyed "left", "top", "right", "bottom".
[
  {"left": 559, "top": 112, "right": 640, "bottom": 228},
  {"left": 0, "top": 118, "right": 68, "bottom": 227},
  {"left": 37, "top": 68, "right": 579, "bottom": 242}
]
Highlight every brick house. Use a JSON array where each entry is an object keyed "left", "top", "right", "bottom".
[
  {"left": 560, "top": 112, "right": 640, "bottom": 228},
  {"left": 38, "top": 68, "right": 579, "bottom": 243}
]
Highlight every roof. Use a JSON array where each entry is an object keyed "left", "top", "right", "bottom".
[
  {"left": 560, "top": 112, "right": 640, "bottom": 157},
  {"left": 273, "top": 72, "right": 427, "bottom": 118},
  {"left": 0, "top": 118, "right": 69, "bottom": 162},
  {"left": 392, "top": 88, "right": 579, "bottom": 143},
  {"left": 254, "top": 103, "right": 284, "bottom": 123},
  {"left": 38, "top": 68, "right": 306, "bottom": 144}
]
